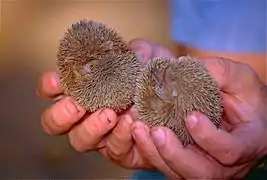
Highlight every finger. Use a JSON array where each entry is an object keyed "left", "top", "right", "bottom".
[
  {"left": 36, "top": 71, "right": 63, "bottom": 99},
  {"left": 219, "top": 118, "right": 233, "bottom": 132},
  {"left": 185, "top": 112, "right": 250, "bottom": 165},
  {"left": 222, "top": 95, "right": 265, "bottom": 160},
  {"left": 128, "top": 38, "right": 153, "bottom": 63},
  {"left": 151, "top": 43, "right": 176, "bottom": 58},
  {"left": 106, "top": 114, "right": 134, "bottom": 161},
  {"left": 222, "top": 93, "right": 251, "bottom": 124},
  {"left": 201, "top": 57, "right": 257, "bottom": 94},
  {"left": 68, "top": 109, "right": 118, "bottom": 152},
  {"left": 41, "top": 97, "right": 86, "bottom": 135},
  {"left": 151, "top": 127, "right": 220, "bottom": 179},
  {"left": 128, "top": 106, "right": 139, "bottom": 121},
  {"left": 129, "top": 39, "right": 176, "bottom": 64},
  {"left": 132, "top": 121, "right": 180, "bottom": 180}
]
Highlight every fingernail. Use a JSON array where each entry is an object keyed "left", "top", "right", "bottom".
[
  {"left": 65, "top": 100, "right": 79, "bottom": 114},
  {"left": 186, "top": 114, "right": 198, "bottom": 129},
  {"left": 99, "top": 109, "right": 111, "bottom": 123},
  {"left": 151, "top": 128, "right": 166, "bottom": 147}
]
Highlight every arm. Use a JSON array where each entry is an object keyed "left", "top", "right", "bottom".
[{"left": 185, "top": 48, "right": 266, "bottom": 84}]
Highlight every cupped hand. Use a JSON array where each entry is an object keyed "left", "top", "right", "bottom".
[
  {"left": 131, "top": 57, "right": 267, "bottom": 179},
  {"left": 36, "top": 71, "right": 119, "bottom": 151},
  {"left": 36, "top": 38, "right": 176, "bottom": 169}
]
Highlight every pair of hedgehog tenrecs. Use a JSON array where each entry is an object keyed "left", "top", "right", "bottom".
[{"left": 56, "top": 20, "right": 223, "bottom": 146}]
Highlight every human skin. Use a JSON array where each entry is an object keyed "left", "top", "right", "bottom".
[
  {"left": 36, "top": 39, "right": 175, "bottom": 155},
  {"left": 175, "top": 44, "right": 266, "bottom": 83},
  {"left": 36, "top": 39, "right": 174, "bottom": 169},
  {"left": 37, "top": 39, "right": 267, "bottom": 178},
  {"left": 131, "top": 57, "right": 267, "bottom": 179}
]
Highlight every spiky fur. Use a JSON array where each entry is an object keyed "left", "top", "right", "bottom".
[
  {"left": 57, "top": 20, "right": 141, "bottom": 113},
  {"left": 134, "top": 56, "right": 223, "bottom": 146}
]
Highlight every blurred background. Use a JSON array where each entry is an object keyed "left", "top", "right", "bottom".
[
  {"left": 1, "top": 0, "right": 177, "bottom": 179},
  {"left": 1, "top": 0, "right": 266, "bottom": 179}
]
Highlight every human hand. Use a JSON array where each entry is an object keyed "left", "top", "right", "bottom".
[
  {"left": 36, "top": 70, "right": 120, "bottom": 151},
  {"left": 87, "top": 39, "right": 177, "bottom": 169},
  {"left": 36, "top": 38, "right": 176, "bottom": 169},
  {"left": 131, "top": 57, "right": 267, "bottom": 179}
]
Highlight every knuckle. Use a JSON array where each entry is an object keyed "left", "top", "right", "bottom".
[
  {"left": 217, "top": 57, "right": 230, "bottom": 80},
  {"left": 51, "top": 98, "right": 79, "bottom": 128},
  {"left": 41, "top": 113, "right": 53, "bottom": 135},
  {"left": 50, "top": 108, "right": 65, "bottom": 129},
  {"left": 218, "top": 147, "right": 243, "bottom": 165},
  {"left": 239, "top": 61, "right": 252, "bottom": 72},
  {"left": 79, "top": 119, "right": 104, "bottom": 147},
  {"left": 41, "top": 99, "right": 78, "bottom": 135},
  {"left": 83, "top": 117, "right": 100, "bottom": 137},
  {"left": 41, "top": 108, "right": 58, "bottom": 135},
  {"left": 107, "top": 148, "right": 124, "bottom": 160},
  {"left": 112, "top": 129, "right": 126, "bottom": 142},
  {"left": 106, "top": 140, "right": 124, "bottom": 159},
  {"left": 240, "top": 62, "right": 256, "bottom": 79},
  {"left": 68, "top": 132, "right": 87, "bottom": 153},
  {"left": 105, "top": 129, "right": 132, "bottom": 160}
]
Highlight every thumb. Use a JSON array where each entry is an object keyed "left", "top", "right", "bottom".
[
  {"left": 202, "top": 57, "right": 260, "bottom": 95},
  {"left": 185, "top": 112, "right": 257, "bottom": 165}
]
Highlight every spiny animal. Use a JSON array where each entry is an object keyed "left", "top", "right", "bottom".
[
  {"left": 56, "top": 20, "right": 141, "bottom": 113},
  {"left": 134, "top": 56, "right": 223, "bottom": 146}
]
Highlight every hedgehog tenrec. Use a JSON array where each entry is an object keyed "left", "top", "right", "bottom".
[
  {"left": 134, "top": 56, "right": 223, "bottom": 146},
  {"left": 56, "top": 20, "right": 141, "bottom": 113}
]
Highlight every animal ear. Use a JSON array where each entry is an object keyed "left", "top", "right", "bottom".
[
  {"left": 163, "top": 67, "right": 179, "bottom": 97},
  {"left": 151, "top": 69, "right": 165, "bottom": 100},
  {"left": 151, "top": 69, "right": 163, "bottom": 86},
  {"left": 83, "top": 63, "right": 92, "bottom": 73},
  {"left": 162, "top": 67, "right": 174, "bottom": 84}
]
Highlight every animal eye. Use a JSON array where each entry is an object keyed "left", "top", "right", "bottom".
[
  {"left": 83, "top": 63, "right": 92, "bottom": 73},
  {"left": 154, "top": 85, "right": 164, "bottom": 99}
]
